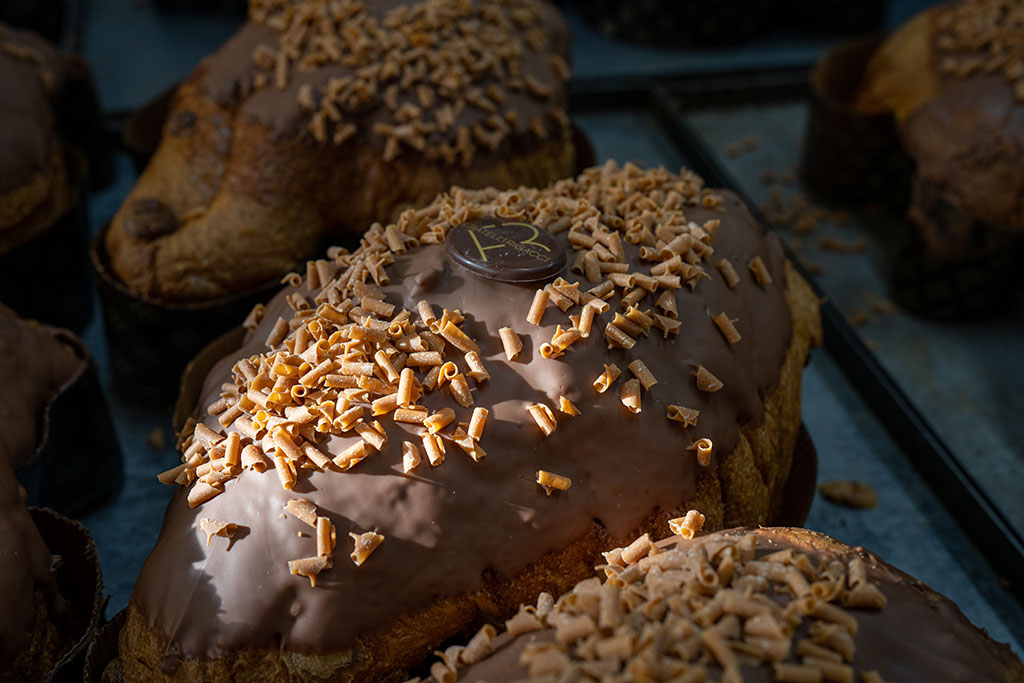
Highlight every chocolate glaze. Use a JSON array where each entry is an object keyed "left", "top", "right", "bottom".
[
  {"left": 0, "top": 22, "right": 65, "bottom": 195},
  {"left": 192, "top": 0, "right": 569, "bottom": 164},
  {"left": 133, "top": 189, "right": 794, "bottom": 666},
  {"left": 0, "top": 303, "right": 82, "bottom": 471},
  {"left": 0, "top": 452, "right": 53, "bottom": 661},
  {"left": 456, "top": 528, "right": 1024, "bottom": 683}
]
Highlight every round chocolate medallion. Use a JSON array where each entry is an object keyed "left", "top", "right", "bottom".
[{"left": 445, "top": 218, "right": 566, "bottom": 283}]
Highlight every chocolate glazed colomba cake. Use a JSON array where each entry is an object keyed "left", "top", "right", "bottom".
[
  {"left": 122, "top": 163, "right": 822, "bottom": 681},
  {"left": 104, "top": 0, "right": 576, "bottom": 303},
  {"left": 437, "top": 526, "right": 1024, "bottom": 683},
  {"left": 0, "top": 304, "right": 80, "bottom": 682},
  {"left": 0, "top": 22, "right": 74, "bottom": 253},
  {"left": 855, "top": 0, "right": 1024, "bottom": 256}
]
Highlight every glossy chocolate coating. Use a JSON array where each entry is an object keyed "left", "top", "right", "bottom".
[{"left": 132, "top": 190, "right": 792, "bottom": 668}]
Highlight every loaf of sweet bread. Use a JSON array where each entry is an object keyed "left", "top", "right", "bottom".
[
  {"left": 122, "top": 163, "right": 821, "bottom": 680},
  {"left": 856, "top": 0, "right": 1024, "bottom": 255},
  {"left": 104, "top": 0, "right": 576, "bottom": 303}
]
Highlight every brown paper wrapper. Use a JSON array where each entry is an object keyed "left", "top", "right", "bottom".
[
  {"left": 28, "top": 508, "right": 105, "bottom": 683},
  {"left": 90, "top": 225, "right": 281, "bottom": 405},
  {"left": 881, "top": 176, "right": 1024, "bottom": 319},
  {"left": 82, "top": 610, "right": 126, "bottom": 683},
  {"left": 770, "top": 424, "right": 818, "bottom": 528},
  {"left": 0, "top": 149, "right": 92, "bottom": 332},
  {"left": 16, "top": 331, "right": 124, "bottom": 516},
  {"left": 802, "top": 36, "right": 914, "bottom": 209}
]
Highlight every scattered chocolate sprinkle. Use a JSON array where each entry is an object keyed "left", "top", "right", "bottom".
[
  {"left": 693, "top": 364, "right": 724, "bottom": 393},
  {"left": 847, "top": 311, "right": 870, "bottom": 327},
  {"left": 818, "top": 236, "right": 867, "bottom": 254},
  {"left": 199, "top": 518, "right": 238, "bottom": 546},
  {"left": 724, "top": 135, "right": 761, "bottom": 159},
  {"left": 688, "top": 437, "right": 714, "bottom": 466},
  {"left": 819, "top": 480, "right": 879, "bottom": 509},
  {"left": 668, "top": 509, "right": 705, "bottom": 539},
  {"left": 146, "top": 427, "right": 167, "bottom": 451},
  {"left": 536, "top": 469, "right": 571, "bottom": 495},
  {"left": 349, "top": 530, "right": 385, "bottom": 566}
]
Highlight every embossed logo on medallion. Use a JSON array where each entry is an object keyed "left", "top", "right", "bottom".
[{"left": 445, "top": 219, "right": 566, "bottom": 283}]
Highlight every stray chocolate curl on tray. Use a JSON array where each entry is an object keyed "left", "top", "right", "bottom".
[{"left": 819, "top": 480, "right": 878, "bottom": 509}]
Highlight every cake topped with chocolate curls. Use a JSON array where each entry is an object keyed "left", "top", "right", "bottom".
[
  {"left": 435, "top": 525, "right": 1024, "bottom": 683},
  {"left": 104, "top": 0, "right": 576, "bottom": 303},
  {"left": 122, "top": 163, "right": 821, "bottom": 681}
]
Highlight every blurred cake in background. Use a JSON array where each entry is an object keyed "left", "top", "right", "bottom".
[
  {"left": 856, "top": 0, "right": 1024, "bottom": 259},
  {"left": 104, "top": 0, "right": 576, "bottom": 305}
]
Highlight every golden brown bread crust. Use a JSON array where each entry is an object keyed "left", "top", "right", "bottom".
[
  {"left": 104, "top": 0, "right": 577, "bottom": 304},
  {"left": 119, "top": 261, "right": 821, "bottom": 682}
]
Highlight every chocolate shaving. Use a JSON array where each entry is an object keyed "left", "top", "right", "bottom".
[{"left": 819, "top": 480, "right": 879, "bottom": 509}]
